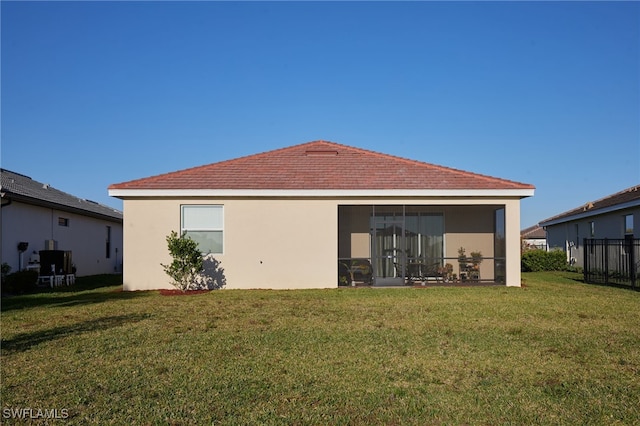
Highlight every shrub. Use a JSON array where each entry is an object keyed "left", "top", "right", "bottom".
[
  {"left": 521, "top": 249, "right": 567, "bottom": 272},
  {"left": 161, "top": 231, "right": 205, "bottom": 291},
  {"left": 2, "top": 270, "right": 39, "bottom": 294}
]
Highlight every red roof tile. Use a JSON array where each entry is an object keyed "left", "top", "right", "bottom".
[{"left": 109, "top": 140, "right": 535, "bottom": 191}]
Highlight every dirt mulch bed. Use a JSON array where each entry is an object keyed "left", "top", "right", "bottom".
[{"left": 159, "top": 289, "right": 211, "bottom": 296}]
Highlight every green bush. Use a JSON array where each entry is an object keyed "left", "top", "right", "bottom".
[
  {"left": 161, "top": 231, "right": 204, "bottom": 291},
  {"left": 521, "top": 249, "right": 567, "bottom": 272},
  {"left": 2, "top": 270, "right": 39, "bottom": 294}
]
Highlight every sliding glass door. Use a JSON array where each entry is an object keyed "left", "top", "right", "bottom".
[
  {"left": 371, "top": 207, "right": 443, "bottom": 285},
  {"left": 405, "top": 214, "right": 443, "bottom": 260},
  {"left": 372, "top": 214, "right": 405, "bottom": 286}
]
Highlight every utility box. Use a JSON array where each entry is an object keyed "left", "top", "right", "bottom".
[
  {"left": 39, "top": 250, "right": 72, "bottom": 275},
  {"left": 44, "top": 240, "right": 58, "bottom": 250}
]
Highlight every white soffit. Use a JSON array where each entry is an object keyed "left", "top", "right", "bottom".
[{"left": 109, "top": 188, "right": 535, "bottom": 198}]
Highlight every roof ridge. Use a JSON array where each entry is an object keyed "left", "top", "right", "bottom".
[
  {"left": 108, "top": 142, "right": 326, "bottom": 189},
  {"left": 584, "top": 184, "right": 640, "bottom": 206},
  {"left": 0, "top": 168, "right": 32, "bottom": 179},
  {"left": 3, "top": 169, "right": 122, "bottom": 218}
]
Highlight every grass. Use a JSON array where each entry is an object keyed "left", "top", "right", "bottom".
[{"left": 1, "top": 272, "right": 639, "bottom": 425}]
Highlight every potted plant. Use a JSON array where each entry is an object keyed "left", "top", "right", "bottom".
[
  {"left": 469, "top": 251, "right": 483, "bottom": 281},
  {"left": 470, "top": 251, "right": 483, "bottom": 268},
  {"left": 440, "top": 263, "right": 454, "bottom": 282},
  {"left": 458, "top": 247, "right": 468, "bottom": 281}
]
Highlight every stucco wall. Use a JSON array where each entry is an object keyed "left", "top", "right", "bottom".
[
  {"left": 122, "top": 198, "right": 337, "bottom": 290},
  {"left": 122, "top": 196, "right": 523, "bottom": 290},
  {"left": 545, "top": 206, "right": 640, "bottom": 267},
  {"left": 1, "top": 201, "right": 123, "bottom": 276}
]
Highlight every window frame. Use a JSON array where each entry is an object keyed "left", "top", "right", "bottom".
[
  {"left": 624, "top": 214, "right": 634, "bottom": 236},
  {"left": 180, "top": 204, "right": 224, "bottom": 254}
]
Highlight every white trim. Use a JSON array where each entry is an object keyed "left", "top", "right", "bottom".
[
  {"left": 180, "top": 204, "right": 225, "bottom": 255},
  {"left": 109, "top": 188, "right": 535, "bottom": 198}
]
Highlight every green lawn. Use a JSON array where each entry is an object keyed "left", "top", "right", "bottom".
[{"left": 1, "top": 272, "right": 639, "bottom": 425}]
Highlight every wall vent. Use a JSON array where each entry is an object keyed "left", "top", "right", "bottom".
[{"left": 305, "top": 150, "right": 338, "bottom": 156}]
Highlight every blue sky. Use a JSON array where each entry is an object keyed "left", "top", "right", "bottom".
[{"left": 2, "top": 1, "right": 638, "bottom": 229}]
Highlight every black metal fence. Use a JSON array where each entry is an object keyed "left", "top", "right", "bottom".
[{"left": 583, "top": 238, "right": 639, "bottom": 289}]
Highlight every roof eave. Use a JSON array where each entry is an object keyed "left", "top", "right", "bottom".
[
  {"left": 4, "top": 192, "right": 123, "bottom": 223},
  {"left": 108, "top": 188, "right": 535, "bottom": 198},
  {"left": 540, "top": 199, "right": 640, "bottom": 227}
]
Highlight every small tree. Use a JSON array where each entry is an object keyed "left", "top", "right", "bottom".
[{"left": 161, "top": 231, "right": 204, "bottom": 291}]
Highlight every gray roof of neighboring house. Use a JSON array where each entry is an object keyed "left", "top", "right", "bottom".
[
  {"left": 540, "top": 184, "right": 640, "bottom": 227},
  {"left": 1, "top": 169, "right": 123, "bottom": 222}
]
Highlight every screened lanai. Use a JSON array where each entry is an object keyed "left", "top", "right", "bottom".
[{"left": 338, "top": 205, "right": 506, "bottom": 286}]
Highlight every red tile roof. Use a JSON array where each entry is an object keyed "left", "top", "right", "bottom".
[{"left": 109, "top": 140, "right": 535, "bottom": 191}]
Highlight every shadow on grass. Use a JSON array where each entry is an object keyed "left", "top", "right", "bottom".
[
  {"left": 564, "top": 272, "right": 640, "bottom": 291},
  {"left": 581, "top": 280, "right": 640, "bottom": 292},
  {"left": 1, "top": 313, "right": 151, "bottom": 353},
  {"left": 0, "top": 289, "right": 149, "bottom": 312},
  {"left": 0, "top": 275, "right": 148, "bottom": 312},
  {"left": 57, "top": 274, "right": 124, "bottom": 292}
]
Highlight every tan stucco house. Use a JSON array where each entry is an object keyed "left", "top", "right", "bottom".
[{"left": 108, "top": 141, "right": 534, "bottom": 291}]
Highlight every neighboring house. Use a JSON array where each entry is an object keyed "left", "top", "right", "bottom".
[
  {"left": 540, "top": 184, "right": 640, "bottom": 267},
  {"left": 1, "top": 169, "right": 123, "bottom": 277},
  {"left": 521, "top": 224, "right": 547, "bottom": 251},
  {"left": 108, "top": 140, "right": 535, "bottom": 291}
]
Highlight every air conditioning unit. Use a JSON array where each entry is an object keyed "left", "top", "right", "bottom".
[{"left": 39, "top": 250, "right": 73, "bottom": 275}]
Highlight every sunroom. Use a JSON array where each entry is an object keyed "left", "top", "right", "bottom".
[{"left": 338, "top": 204, "right": 507, "bottom": 286}]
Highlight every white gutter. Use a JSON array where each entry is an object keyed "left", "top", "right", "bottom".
[{"left": 109, "top": 188, "right": 535, "bottom": 198}]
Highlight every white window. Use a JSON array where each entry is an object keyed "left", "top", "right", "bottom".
[{"left": 181, "top": 205, "right": 223, "bottom": 254}]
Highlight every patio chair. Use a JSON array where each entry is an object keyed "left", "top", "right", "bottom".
[
  {"left": 421, "top": 262, "right": 444, "bottom": 283},
  {"left": 338, "top": 259, "right": 373, "bottom": 286},
  {"left": 350, "top": 259, "right": 373, "bottom": 285}
]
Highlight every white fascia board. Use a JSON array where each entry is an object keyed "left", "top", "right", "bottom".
[
  {"left": 540, "top": 199, "right": 640, "bottom": 227},
  {"left": 109, "top": 188, "right": 535, "bottom": 198}
]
